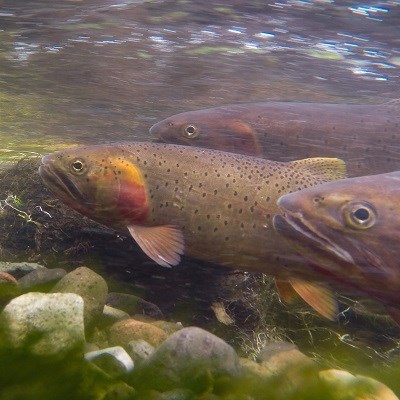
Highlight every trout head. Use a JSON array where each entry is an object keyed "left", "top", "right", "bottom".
[
  {"left": 39, "top": 145, "right": 148, "bottom": 228},
  {"left": 150, "top": 109, "right": 261, "bottom": 157},
  {"left": 273, "top": 172, "right": 400, "bottom": 303}
]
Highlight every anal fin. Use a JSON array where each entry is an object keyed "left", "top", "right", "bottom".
[{"left": 127, "top": 224, "right": 184, "bottom": 268}]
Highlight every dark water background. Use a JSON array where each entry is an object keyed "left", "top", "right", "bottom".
[
  {"left": 0, "top": 0, "right": 399, "bottom": 159},
  {"left": 1, "top": 0, "right": 400, "bottom": 382}
]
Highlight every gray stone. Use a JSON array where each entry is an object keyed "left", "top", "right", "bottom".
[
  {"left": 127, "top": 339, "right": 155, "bottom": 363},
  {"left": 18, "top": 268, "right": 67, "bottom": 291},
  {"left": 0, "top": 292, "right": 85, "bottom": 355},
  {"left": 0, "top": 262, "right": 45, "bottom": 279},
  {"left": 135, "top": 326, "right": 241, "bottom": 391},
  {"left": 102, "top": 382, "right": 136, "bottom": 400},
  {"left": 51, "top": 267, "right": 108, "bottom": 328},
  {"left": 258, "top": 341, "right": 316, "bottom": 377},
  {"left": 84, "top": 342, "right": 100, "bottom": 353},
  {"left": 257, "top": 340, "right": 298, "bottom": 363},
  {"left": 101, "top": 305, "right": 131, "bottom": 325},
  {"left": 108, "top": 319, "right": 167, "bottom": 348},
  {"left": 85, "top": 346, "right": 134, "bottom": 377},
  {"left": 319, "top": 369, "right": 399, "bottom": 400},
  {"left": 0, "top": 271, "right": 19, "bottom": 299},
  {"left": 0, "top": 271, "right": 18, "bottom": 285},
  {"left": 107, "top": 292, "right": 164, "bottom": 319}
]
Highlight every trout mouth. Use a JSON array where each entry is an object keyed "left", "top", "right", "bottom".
[
  {"left": 273, "top": 212, "right": 355, "bottom": 265},
  {"left": 39, "top": 158, "right": 84, "bottom": 202}
]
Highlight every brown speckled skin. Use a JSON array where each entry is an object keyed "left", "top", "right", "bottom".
[
  {"left": 150, "top": 102, "right": 400, "bottom": 177},
  {"left": 39, "top": 142, "right": 344, "bottom": 278}
]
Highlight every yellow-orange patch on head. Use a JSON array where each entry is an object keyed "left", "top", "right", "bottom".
[{"left": 94, "top": 158, "right": 149, "bottom": 224}]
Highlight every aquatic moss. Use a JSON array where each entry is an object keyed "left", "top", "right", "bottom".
[{"left": 0, "top": 157, "right": 105, "bottom": 260}]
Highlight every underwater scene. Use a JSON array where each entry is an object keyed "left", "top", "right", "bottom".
[{"left": 1, "top": 0, "right": 400, "bottom": 399}]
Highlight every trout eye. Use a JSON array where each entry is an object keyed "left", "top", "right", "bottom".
[
  {"left": 343, "top": 201, "right": 376, "bottom": 230},
  {"left": 182, "top": 124, "right": 199, "bottom": 138},
  {"left": 70, "top": 159, "right": 86, "bottom": 175}
]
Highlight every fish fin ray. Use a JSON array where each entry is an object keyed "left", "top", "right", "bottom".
[
  {"left": 289, "top": 278, "right": 338, "bottom": 320},
  {"left": 127, "top": 224, "right": 184, "bottom": 268},
  {"left": 275, "top": 279, "right": 297, "bottom": 304},
  {"left": 291, "top": 158, "right": 347, "bottom": 181}
]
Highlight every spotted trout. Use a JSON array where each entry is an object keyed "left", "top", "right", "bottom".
[
  {"left": 39, "top": 142, "right": 346, "bottom": 318},
  {"left": 273, "top": 171, "right": 400, "bottom": 325},
  {"left": 150, "top": 101, "right": 400, "bottom": 177}
]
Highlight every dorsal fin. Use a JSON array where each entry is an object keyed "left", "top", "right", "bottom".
[
  {"left": 291, "top": 158, "right": 347, "bottom": 181},
  {"left": 127, "top": 224, "right": 184, "bottom": 268},
  {"left": 289, "top": 278, "right": 338, "bottom": 320}
]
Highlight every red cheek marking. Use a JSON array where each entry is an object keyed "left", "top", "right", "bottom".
[{"left": 116, "top": 181, "right": 148, "bottom": 223}]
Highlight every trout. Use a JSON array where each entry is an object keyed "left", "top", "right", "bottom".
[
  {"left": 39, "top": 142, "right": 346, "bottom": 318},
  {"left": 273, "top": 171, "right": 400, "bottom": 325},
  {"left": 150, "top": 101, "right": 400, "bottom": 177}
]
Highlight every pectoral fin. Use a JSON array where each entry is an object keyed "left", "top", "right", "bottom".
[
  {"left": 289, "top": 278, "right": 338, "bottom": 320},
  {"left": 127, "top": 224, "right": 184, "bottom": 268},
  {"left": 275, "top": 279, "right": 297, "bottom": 304}
]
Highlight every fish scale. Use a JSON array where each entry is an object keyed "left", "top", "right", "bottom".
[{"left": 39, "top": 142, "right": 346, "bottom": 319}]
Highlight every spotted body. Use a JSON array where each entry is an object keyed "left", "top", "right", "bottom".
[
  {"left": 273, "top": 171, "right": 400, "bottom": 325},
  {"left": 40, "top": 142, "right": 346, "bottom": 318},
  {"left": 150, "top": 101, "right": 400, "bottom": 177}
]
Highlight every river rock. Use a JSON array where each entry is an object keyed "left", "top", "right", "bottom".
[
  {"left": 239, "top": 357, "right": 273, "bottom": 379},
  {"left": 134, "top": 326, "right": 241, "bottom": 391},
  {"left": 151, "top": 320, "right": 183, "bottom": 335},
  {"left": 258, "top": 341, "right": 316, "bottom": 375},
  {"left": 18, "top": 268, "right": 66, "bottom": 291},
  {"left": 147, "top": 389, "right": 194, "bottom": 400},
  {"left": 106, "top": 292, "right": 164, "bottom": 319},
  {"left": 127, "top": 339, "right": 155, "bottom": 363},
  {"left": 102, "top": 305, "right": 130, "bottom": 325},
  {"left": 85, "top": 346, "right": 134, "bottom": 377},
  {"left": 0, "top": 292, "right": 85, "bottom": 355},
  {"left": 257, "top": 340, "right": 297, "bottom": 363},
  {"left": 0, "top": 271, "right": 18, "bottom": 285},
  {"left": 51, "top": 267, "right": 108, "bottom": 328},
  {"left": 0, "top": 262, "right": 45, "bottom": 279},
  {"left": 102, "top": 381, "right": 136, "bottom": 400},
  {"left": 108, "top": 318, "right": 168, "bottom": 348},
  {"left": 319, "top": 369, "right": 399, "bottom": 400},
  {"left": 0, "top": 271, "right": 19, "bottom": 303}
]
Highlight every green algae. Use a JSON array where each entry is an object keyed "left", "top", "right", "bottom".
[
  {"left": 306, "top": 49, "right": 344, "bottom": 61},
  {"left": 136, "top": 51, "right": 153, "bottom": 60},
  {"left": 149, "top": 11, "right": 190, "bottom": 23},
  {"left": 186, "top": 46, "right": 244, "bottom": 56}
]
